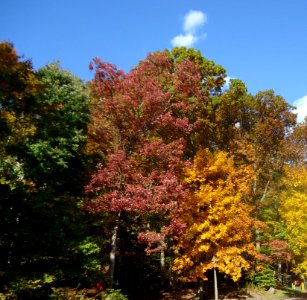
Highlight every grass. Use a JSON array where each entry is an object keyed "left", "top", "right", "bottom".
[{"left": 245, "top": 285, "right": 306, "bottom": 299}]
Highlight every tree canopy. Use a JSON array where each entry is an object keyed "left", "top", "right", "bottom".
[{"left": 0, "top": 42, "right": 305, "bottom": 299}]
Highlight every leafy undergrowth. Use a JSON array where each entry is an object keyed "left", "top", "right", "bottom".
[
  {"left": 0, "top": 287, "right": 129, "bottom": 300},
  {"left": 1, "top": 284, "right": 306, "bottom": 299}
]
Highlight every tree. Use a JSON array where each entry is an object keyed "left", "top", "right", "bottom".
[
  {"left": 25, "top": 62, "right": 90, "bottom": 189},
  {"left": 0, "top": 41, "right": 39, "bottom": 190},
  {"left": 172, "top": 149, "right": 257, "bottom": 297},
  {"left": 279, "top": 166, "right": 307, "bottom": 275},
  {"left": 170, "top": 47, "right": 227, "bottom": 154},
  {"left": 85, "top": 139, "right": 188, "bottom": 283},
  {"left": 17, "top": 62, "right": 92, "bottom": 267},
  {"left": 171, "top": 47, "right": 226, "bottom": 96},
  {"left": 87, "top": 47, "right": 227, "bottom": 157},
  {"left": 207, "top": 79, "right": 255, "bottom": 152},
  {"left": 84, "top": 48, "right": 229, "bottom": 287},
  {"left": 251, "top": 90, "right": 296, "bottom": 173},
  {"left": 0, "top": 42, "right": 40, "bottom": 270},
  {"left": 279, "top": 118, "right": 307, "bottom": 166},
  {"left": 232, "top": 90, "right": 296, "bottom": 251},
  {"left": 0, "top": 57, "right": 93, "bottom": 286}
]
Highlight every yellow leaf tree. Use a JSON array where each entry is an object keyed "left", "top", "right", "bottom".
[
  {"left": 279, "top": 166, "right": 307, "bottom": 275},
  {"left": 172, "top": 149, "right": 257, "bottom": 284}
]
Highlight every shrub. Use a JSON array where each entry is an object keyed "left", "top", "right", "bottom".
[
  {"left": 100, "top": 288, "right": 128, "bottom": 300},
  {"left": 252, "top": 264, "right": 277, "bottom": 288}
]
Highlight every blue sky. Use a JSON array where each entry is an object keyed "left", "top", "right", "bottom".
[{"left": 1, "top": 0, "right": 306, "bottom": 122}]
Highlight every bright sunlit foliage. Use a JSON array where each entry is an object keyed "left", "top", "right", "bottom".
[{"left": 172, "top": 149, "right": 257, "bottom": 282}]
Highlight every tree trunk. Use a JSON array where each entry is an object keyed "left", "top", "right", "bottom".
[
  {"left": 7, "top": 212, "right": 19, "bottom": 266},
  {"left": 255, "top": 228, "right": 261, "bottom": 250},
  {"left": 160, "top": 239, "right": 166, "bottom": 270},
  {"left": 278, "top": 262, "right": 282, "bottom": 285},
  {"left": 110, "top": 212, "right": 121, "bottom": 284},
  {"left": 160, "top": 239, "right": 166, "bottom": 286},
  {"left": 255, "top": 180, "right": 270, "bottom": 250},
  {"left": 213, "top": 256, "right": 219, "bottom": 300},
  {"left": 198, "top": 277, "right": 204, "bottom": 300},
  {"left": 260, "top": 180, "right": 270, "bottom": 202}
]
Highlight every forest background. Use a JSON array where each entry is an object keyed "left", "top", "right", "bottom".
[
  {"left": 0, "top": 40, "right": 306, "bottom": 299},
  {"left": 2, "top": 2, "right": 307, "bottom": 299}
]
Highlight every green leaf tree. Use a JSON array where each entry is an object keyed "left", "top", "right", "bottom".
[{"left": 0, "top": 52, "right": 93, "bottom": 286}]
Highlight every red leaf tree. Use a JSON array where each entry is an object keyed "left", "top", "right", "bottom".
[{"left": 84, "top": 48, "right": 226, "bottom": 282}]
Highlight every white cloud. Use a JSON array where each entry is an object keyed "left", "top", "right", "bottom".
[
  {"left": 183, "top": 10, "right": 207, "bottom": 33},
  {"left": 171, "top": 10, "right": 207, "bottom": 48},
  {"left": 171, "top": 34, "right": 197, "bottom": 48},
  {"left": 171, "top": 33, "right": 207, "bottom": 48},
  {"left": 293, "top": 95, "right": 307, "bottom": 123}
]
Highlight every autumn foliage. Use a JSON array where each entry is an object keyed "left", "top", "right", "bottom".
[
  {"left": 83, "top": 48, "right": 304, "bottom": 290},
  {"left": 1, "top": 43, "right": 305, "bottom": 298},
  {"left": 279, "top": 166, "right": 307, "bottom": 275},
  {"left": 172, "top": 149, "right": 257, "bottom": 282}
]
